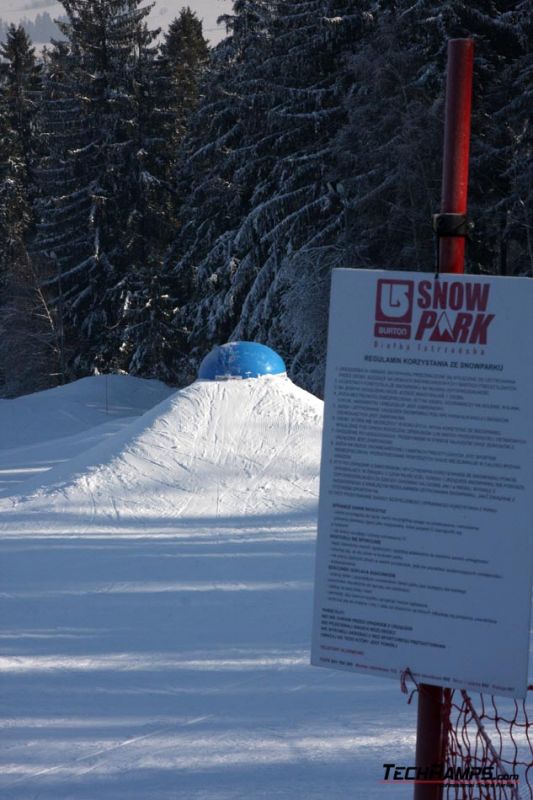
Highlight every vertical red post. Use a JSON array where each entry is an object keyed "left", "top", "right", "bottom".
[
  {"left": 439, "top": 39, "right": 474, "bottom": 274},
  {"left": 414, "top": 39, "right": 474, "bottom": 800},
  {"left": 414, "top": 685, "right": 445, "bottom": 800}
]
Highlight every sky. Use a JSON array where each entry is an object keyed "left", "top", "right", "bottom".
[
  {"left": 0, "top": 0, "right": 233, "bottom": 44},
  {"left": 183, "top": 0, "right": 233, "bottom": 42}
]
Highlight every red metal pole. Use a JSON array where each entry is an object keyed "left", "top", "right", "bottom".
[
  {"left": 414, "top": 39, "right": 474, "bottom": 800},
  {"left": 414, "top": 685, "right": 445, "bottom": 800},
  {"left": 439, "top": 39, "right": 474, "bottom": 274}
]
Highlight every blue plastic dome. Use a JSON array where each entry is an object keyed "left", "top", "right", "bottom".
[{"left": 198, "top": 342, "right": 286, "bottom": 380}]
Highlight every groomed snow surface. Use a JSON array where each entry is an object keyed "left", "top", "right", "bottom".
[{"left": 0, "top": 374, "right": 415, "bottom": 799}]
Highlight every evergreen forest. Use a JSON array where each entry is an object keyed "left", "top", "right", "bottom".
[{"left": 0, "top": 0, "right": 531, "bottom": 399}]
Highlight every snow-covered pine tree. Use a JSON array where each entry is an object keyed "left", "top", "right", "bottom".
[
  {"left": 230, "top": 1, "right": 370, "bottom": 392},
  {"left": 0, "top": 24, "right": 41, "bottom": 174},
  {"left": 109, "top": 10, "right": 180, "bottom": 379},
  {"left": 333, "top": 5, "right": 443, "bottom": 276},
  {"left": 335, "top": 0, "right": 526, "bottom": 282},
  {"left": 0, "top": 25, "right": 56, "bottom": 396},
  {"left": 165, "top": 0, "right": 275, "bottom": 383},
  {"left": 33, "top": 39, "right": 96, "bottom": 383},
  {"left": 115, "top": 7, "right": 210, "bottom": 380},
  {"left": 168, "top": 1, "right": 370, "bottom": 392},
  {"left": 452, "top": 0, "right": 527, "bottom": 277},
  {"left": 491, "top": 0, "right": 533, "bottom": 276},
  {"left": 161, "top": 6, "right": 209, "bottom": 142}
]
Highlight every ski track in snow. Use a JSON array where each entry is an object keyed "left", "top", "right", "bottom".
[{"left": 0, "top": 375, "right": 417, "bottom": 799}]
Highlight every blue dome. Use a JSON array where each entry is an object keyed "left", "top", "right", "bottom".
[{"left": 198, "top": 342, "right": 286, "bottom": 380}]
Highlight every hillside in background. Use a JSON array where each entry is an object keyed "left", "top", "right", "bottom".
[
  {"left": 0, "top": 0, "right": 231, "bottom": 43},
  {"left": 0, "top": 11, "right": 64, "bottom": 42}
]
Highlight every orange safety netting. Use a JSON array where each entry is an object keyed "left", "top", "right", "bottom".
[{"left": 402, "top": 672, "right": 533, "bottom": 799}]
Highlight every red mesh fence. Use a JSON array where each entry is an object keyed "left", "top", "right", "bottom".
[
  {"left": 402, "top": 672, "right": 533, "bottom": 799},
  {"left": 444, "top": 688, "right": 533, "bottom": 800}
]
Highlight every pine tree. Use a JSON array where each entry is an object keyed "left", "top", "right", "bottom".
[
  {"left": 229, "top": 0, "right": 369, "bottom": 392},
  {"left": 164, "top": 0, "right": 274, "bottom": 383},
  {"left": 0, "top": 25, "right": 55, "bottom": 396},
  {"left": 114, "top": 7, "right": 210, "bottom": 379},
  {"left": 0, "top": 25, "right": 41, "bottom": 174},
  {"left": 335, "top": 0, "right": 527, "bottom": 282},
  {"left": 161, "top": 6, "right": 209, "bottom": 140},
  {"left": 109, "top": 17, "right": 180, "bottom": 379},
  {"left": 33, "top": 40, "right": 95, "bottom": 383},
  {"left": 35, "top": 0, "right": 171, "bottom": 378},
  {"left": 492, "top": 0, "right": 533, "bottom": 275}
]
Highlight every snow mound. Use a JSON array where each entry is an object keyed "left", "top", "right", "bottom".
[
  {"left": 1, "top": 376, "right": 323, "bottom": 534},
  {"left": 0, "top": 374, "right": 173, "bottom": 450}
]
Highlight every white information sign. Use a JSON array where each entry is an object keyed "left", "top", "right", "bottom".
[{"left": 311, "top": 269, "right": 533, "bottom": 698}]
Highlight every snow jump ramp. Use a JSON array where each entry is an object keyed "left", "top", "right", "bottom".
[{"left": 1, "top": 343, "right": 323, "bottom": 534}]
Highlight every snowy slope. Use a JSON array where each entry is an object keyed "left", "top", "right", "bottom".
[
  {"left": 0, "top": 375, "right": 173, "bottom": 496},
  {"left": 0, "top": 374, "right": 172, "bottom": 450},
  {"left": 0, "top": 374, "right": 416, "bottom": 799}
]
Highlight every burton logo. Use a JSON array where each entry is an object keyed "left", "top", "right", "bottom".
[
  {"left": 374, "top": 280, "right": 414, "bottom": 339},
  {"left": 374, "top": 278, "right": 494, "bottom": 345}
]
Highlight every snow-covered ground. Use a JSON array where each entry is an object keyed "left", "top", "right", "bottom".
[{"left": 0, "top": 374, "right": 416, "bottom": 799}]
